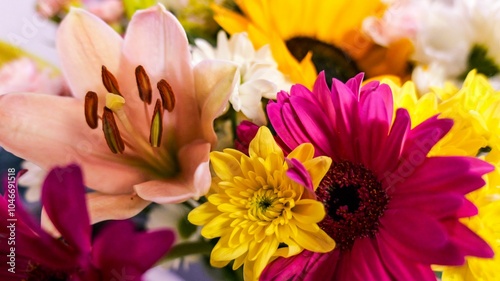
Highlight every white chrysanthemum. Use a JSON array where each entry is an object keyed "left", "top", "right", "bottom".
[
  {"left": 192, "top": 31, "right": 292, "bottom": 125},
  {"left": 364, "top": 0, "right": 500, "bottom": 91}
]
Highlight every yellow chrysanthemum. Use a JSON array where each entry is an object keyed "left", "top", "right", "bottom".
[
  {"left": 188, "top": 126, "right": 335, "bottom": 280},
  {"left": 385, "top": 70, "right": 500, "bottom": 158},
  {"left": 212, "top": 0, "right": 413, "bottom": 88}
]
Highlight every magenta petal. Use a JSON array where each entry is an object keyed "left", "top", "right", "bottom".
[
  {"left": 389, "top": 192, "right": 464, "bottom": 219},
  {"left": 286, "top": 158, "right": 313, "bottom": 191},
  {"left": 1, "top": 171, "right": 80, "bottom": 270},
  {"left": 402, "top": 115, "right": 453, "bottom": 158},
  {"left": 382, "top": 209, "right": 448, "bottom": 249},
  {"left": 267, "top": 100, "right": 297, "bottom": 152},
  {"left": 312, "top": 72, "right": 337, "bottom": 124},
  {"left": 289, "top": 95, "right": 335, "bottom": 156},
  {"left": 456, "top": 199, "right": 478, "bottom": 217},
  {"left": 42, "top": 164, "right": 91, "bottom": 255},
  {"left": 349, "top": 238, "right": 392, "bottom": 281},
  {"left": 235, "top": 121, "right": 259, "bottom": 155},
  {"left": 345, "top": 72, "right": 364, "bottom": 96},
  {"left": 92, "top": 220, "right": 174, "bottom": 279},
  {"left": 357, "top": 87, "right": 391, "bottom": 167},
  {"left": 261, "top": 250, "right": 340, "bottom": 281},
  {"left": 375, "top": 109, "right": 410, "bottom": 177},
  {"left": 448, "top": 222, "right": 494, "bottom": 258},
  {"left": 377, "top": 238, "right": 436, "bottom": 281},
  {"left": 359, "top": 83, "right": 393, "bottom": 123},
  {"left": 379, "top": 212, "right": 464, "bottom": 265},
  {"left": 393, "top": 157, "right": 493, "bottom": 195}
]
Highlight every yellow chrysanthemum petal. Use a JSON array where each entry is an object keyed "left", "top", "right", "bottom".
[{"left": 188, "top": 126, "right": 334, "bottom": 280}]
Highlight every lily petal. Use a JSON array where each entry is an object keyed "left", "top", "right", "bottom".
[
  {"left": 194, "top": 59, "right": 238, "bottom": 146},
  {"left": 57, "top": 8, "right": 123, "bottom": 100},
  {"left": 134, "top": 141, "right": 211, "bottom": 203},
  {"left": 120, "top": 4, "right": 200, "bottom": 145},
  {"left": 86, "top": 192, "right": 151, "bottom": 224},
  {"left": 0, "top": 93, "right": 147, "bottom": 194}
]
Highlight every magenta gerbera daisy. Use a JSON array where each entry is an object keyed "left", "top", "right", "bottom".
[{"left": 261, "top": 72, "right": 494, "bottom": 280}]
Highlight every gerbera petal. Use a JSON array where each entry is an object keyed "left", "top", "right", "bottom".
[
  {"left": 448, "top": 222, "right": 494, "bottom": 258},
  {"left": 262, "top": 251, "right": 341, "bottom": 281},
  {"left": 0, "top": 93, "right": 146, "bottom": 194},
  {"left": 375, "top": 108, "right": 410, "bottom": 176},
  {"left": 286, "top": 158, "right": 313, "bottom": 191},
  {"left": 393, "top": 157, "right": 493, "bottom": 195},
  {"left": 330, "top": 79, "right": 358, "bottom": 160},
  {"left": 379, "top": 210, "right": 464, "bottom": 265},
  {"left": 312, "top": 72, "right": 337, "bottom": 124},
  {"left": 389, "top": 192, "right": 465, "bottom": 219},
  {"left": 349, "top": 238, "right": 392, "bottom": 281},
  {"left": 86, "top": 192, "right": 151, "bottom": 224},
  {"left": 92, "top": 220, "right": 174, "bottom": 280},
  {"left": 41, "top": 165, "right": 91, "bottom": 255},
  {"left": 288, "top": 95, "right": 335, "bottom": 156},
  {"left": 377, "top": 238, "right": 437, "bottom": 281},
  {"left": 57, "top": 8, "right": 122, "bottom": 100},
  {"left": 357, "top": 85, "right": 391, "bottom": 166},
  {"left": 402, "top": 115, "right": 453, "bottom": 158}
]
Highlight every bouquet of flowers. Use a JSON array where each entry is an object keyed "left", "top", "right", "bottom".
[{"left": 1, "top": 0, "right": 499, "bottom": 280}]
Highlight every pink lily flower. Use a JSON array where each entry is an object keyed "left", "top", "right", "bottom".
[
  {"left": 0, "top": 164, "right": 174, "bottom": 281},
  {"left": 0, "top": 4, "right": 237, "bottom": 223}
]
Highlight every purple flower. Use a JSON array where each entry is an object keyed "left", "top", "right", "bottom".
[{"left": 0, "top": 164, "right": 174, "bottom": 281}]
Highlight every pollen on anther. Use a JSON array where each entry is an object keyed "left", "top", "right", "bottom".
[
  {"left": 157, "top": 79, "right": 175, "bottom": 112},
  {"left": 102, "top": 107, "right": 125, "bottom": 154},
  {"left": 101, "top": 66, "right": 122, "bottom": 96},
  {"left": 84, "top": 91, "right": 99, "bottom": 129},
  {"left": 135, "top": 65, "right": 152, "bottom": 104}
]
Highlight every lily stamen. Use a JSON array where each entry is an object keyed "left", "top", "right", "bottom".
[
  {"left": 157, "top": 79, "right": 175, "bottom": 112},
  {"left": 135, "top": 65, "right": 152, "bottom": 104},
  {"left": 84, "top": 91, "right": 99, "bottom": 129},
  {"left": 101, "top": 65, "right": 122, "bottom": 96},
  {"left": 102, "top": 107, "right": 125, "bottom": 154}
]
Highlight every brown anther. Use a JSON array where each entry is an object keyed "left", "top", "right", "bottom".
[
  {"left": 84, "top": 91, "right": 99, "bottom": 129},
  {"left": 157, "top": 79, "right": 175, "bottom": 112},
  {"left": 135, "top": 65, "right": 152, "bottom": 104},
  {"left": 149, "top": 99, "right": 163, "bottom": 147},
  {"left": 102, "top": 107, "right": 125, "bottom": 154},
  {"left": 101, "top": 65, "right": 122, "bottom": 96}
]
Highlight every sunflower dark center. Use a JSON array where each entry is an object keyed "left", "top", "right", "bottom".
[
  {"left": 315, "top": 161, "right": 389, "bottom": 251},
  {"left": 285, "top": 37, "right": 360, "bottom": 83},
  {"left": 26, "top": 262, "right": 69, "bottom": 281}
]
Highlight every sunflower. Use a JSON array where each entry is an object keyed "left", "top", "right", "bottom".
[
  {"left": 212, "top": 0, "right": 413, "bottom": 88},
  {"left": 262, "top": 72, "right": 493, "bottom": 280},
  {"left": 188, "top": 126, "right": 334, "bottom": 280}
]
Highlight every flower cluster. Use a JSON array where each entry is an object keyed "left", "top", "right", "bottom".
[{"left": 0, "top": 0, "right": 499, "bottom": 281}]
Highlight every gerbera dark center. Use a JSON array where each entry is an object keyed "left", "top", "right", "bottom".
[
  {"left": 285, "top": 37, "right": 360, "bottom": 83},
  {"left": 316, "top": 161, "right": 389, "bottom": 251}
]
